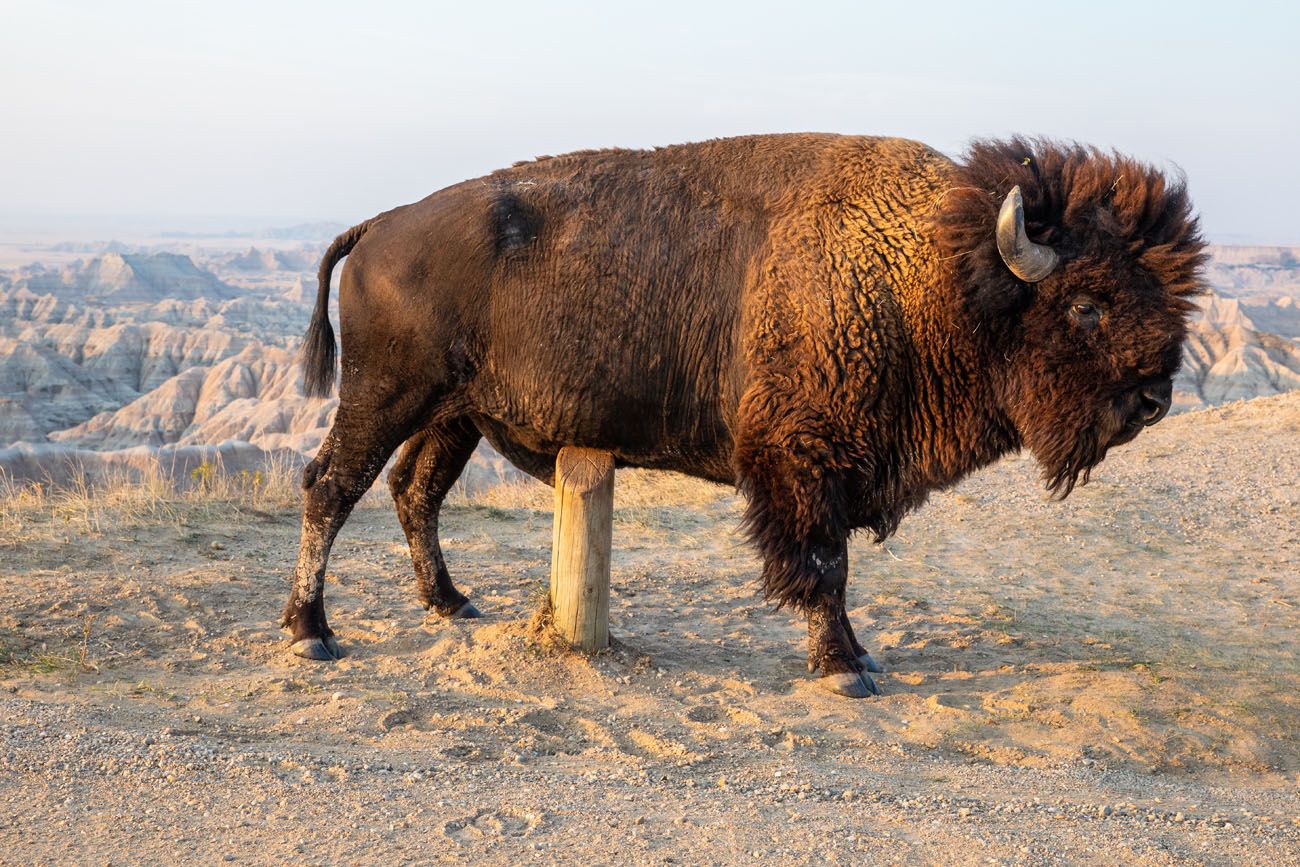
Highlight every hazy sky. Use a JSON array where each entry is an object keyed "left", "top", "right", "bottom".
[{"left": 2, "top": 0, "right": 1298, "bottom": 242}]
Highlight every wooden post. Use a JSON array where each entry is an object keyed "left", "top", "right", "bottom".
[{"left": 549, "top": 446, "right": 614, "bottom": 651}]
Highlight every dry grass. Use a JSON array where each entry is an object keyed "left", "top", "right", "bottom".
[
  {"left": 1, "top": 455, "right": 734, "bottom": 546},
  {"left": 0, "top": 451, "right": 312, "bottom": 544}
]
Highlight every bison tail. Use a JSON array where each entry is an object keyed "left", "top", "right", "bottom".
[{"left": 300, "top": 218, "right": 377, "bottom": 398}]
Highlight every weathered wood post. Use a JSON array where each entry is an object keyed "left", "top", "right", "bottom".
[{"left": 548, "top": 446, "right": 614, "bottom": 651}]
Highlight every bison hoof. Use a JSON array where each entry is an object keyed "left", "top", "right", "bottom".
[
  {"left": 818, "top": 669, "right": 880, "bottom": 698},
  {"left": 859, "top": 652, "right": 885, "bottom": 674},
  {"left": 291, "top": 636, "right": 345, "bottom": 661},
  {"left": 449, "top": 601, "right": 481, "bottom": 619}
]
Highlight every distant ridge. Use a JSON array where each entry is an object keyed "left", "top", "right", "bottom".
[
  {"left": 262, "top": 222, "right": 348, "bottom": 241},
  {"left": 157, "top": 221, "right": 348, "bottom": 242},
  {"left": 1206, "top": 244, "right": 1300, "bottom": 300},
  {"left": 7, "top": 252, "right": 239, "bottom": 304},
  {"left": 221, "top": 246, "right": 319, "bottom": 272}
]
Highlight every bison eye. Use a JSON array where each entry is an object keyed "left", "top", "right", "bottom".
[{"left": 1070, "top": 299, "right": 1101, "bottom": 324}]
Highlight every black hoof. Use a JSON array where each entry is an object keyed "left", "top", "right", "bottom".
[
  {"left": 817, "top": 670, "right": 880, "bottom": 698},
  {"left": 291, "top": 636, "right": 344, "bottom": 661},
  {"left": 859, "top": 652, "right": 885, "bottom": 674},
  {"left": 449, "top": 602, "right": 481, "bottom": 619}
]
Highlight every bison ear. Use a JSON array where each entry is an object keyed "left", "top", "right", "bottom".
[{"left": 964, "top": 272, "right": 1033, "bottom": 323}]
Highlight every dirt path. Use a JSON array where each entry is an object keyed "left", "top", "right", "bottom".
[{"left": 2, "top": 394, "right": 1298, "bottom": 864}]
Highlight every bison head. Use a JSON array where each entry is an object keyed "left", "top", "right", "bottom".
[{"left": 935, "top": 138, "right": 1207, "bottom": 496}]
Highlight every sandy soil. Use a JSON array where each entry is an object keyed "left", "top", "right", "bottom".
[{"left": 1, "top": 394, "right": 1298, "bottom": 865}]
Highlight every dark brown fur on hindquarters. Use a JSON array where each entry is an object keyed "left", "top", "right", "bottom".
[{"left": 287, "top": 132, "right": 1205, "bottom": 688}]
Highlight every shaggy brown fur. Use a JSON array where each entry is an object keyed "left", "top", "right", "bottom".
[
  {"left": 934, "top": 138, "right": 1205, "bottom": 495},
  {"left": 283, "top": 133, "right": 1205, "bottom": 696}
]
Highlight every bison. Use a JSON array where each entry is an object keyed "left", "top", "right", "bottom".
[{"left": 281, "top": 133, "right": 1205, "bottom": 697}]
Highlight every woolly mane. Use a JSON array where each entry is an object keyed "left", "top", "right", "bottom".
[{"left": 933, "top": 137, "right": 1207, "bottom": 324}]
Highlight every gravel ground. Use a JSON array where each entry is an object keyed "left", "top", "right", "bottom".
[
  {"left": 3, "top": 695, "right": 1298, "bottom": 865},
  {"left": 2, "top": 393, "right": 1298, "bottom": 865}
]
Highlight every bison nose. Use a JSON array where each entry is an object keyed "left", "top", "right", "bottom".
[{"left": 1138, "top": 380, "right": 1173, "bottom": 426}]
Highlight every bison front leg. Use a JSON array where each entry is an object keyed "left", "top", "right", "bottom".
[
  {"left": 738, "top": 448, "right": 881, "bottom": 698},
  {"left": 838, "top": 600, "right": 885, "bottom": 675},
  {"left": 797, "top": 539, "right": 881, "bottom": 698}
]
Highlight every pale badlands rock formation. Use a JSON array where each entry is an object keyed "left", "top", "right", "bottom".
[
  {"left": 0, "top": 251, "right": 311, "bottom": 446},
  {"left": 0, "top": 297, "right": 265, "bottom": 444},
  {"left": 1235, "top": 295, "right": 1300, "bottom": 339},
  {"left": 1175, "top": 292, "right": 1300, "bottom": 410},
  {"left": 50, "top": 345, "right": 335, "bottom": 454}
]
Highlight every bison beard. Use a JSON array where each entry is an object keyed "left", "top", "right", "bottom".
[
  {"left": 282, "top": 133, "right": 1205, "bottom": 697},
  {"left": 1037, "top": 422, "right": 1105, "bottom": 500}
]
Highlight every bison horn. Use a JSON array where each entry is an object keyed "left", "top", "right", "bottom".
[{"left": 996, "top": 185, "right": 1059, "bottom": 283}]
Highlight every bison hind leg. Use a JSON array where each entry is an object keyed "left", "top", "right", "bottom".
[
  {"left": 389, "top": 419, "right": 483, "bottom": 617},
  {"left": 282, "top": 384, "right": 431, "bottom": 660}
]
